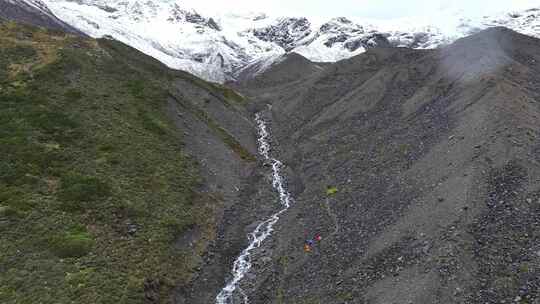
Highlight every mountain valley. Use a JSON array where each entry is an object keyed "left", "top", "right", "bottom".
[{"left": 1, "top": 1, "right": 540, "bottom": 304}]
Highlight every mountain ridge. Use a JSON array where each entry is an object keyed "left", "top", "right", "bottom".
[
  {"left": 39, "top": 0, "right": 540, "bottom": 82},
  {"left": 0, "top": 0, "right": 86, "bottom": 35}
]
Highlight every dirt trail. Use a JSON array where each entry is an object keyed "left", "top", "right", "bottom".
[{"left": 324, "top": 198, "right": 340, "bottom": 239}]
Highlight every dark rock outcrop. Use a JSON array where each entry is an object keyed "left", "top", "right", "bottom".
[
  {"left": 0, "top": 0, "right": 86, "bottom": 35},
  {"left": 253, "top": 17, "right": 312, "bottom": 51}
]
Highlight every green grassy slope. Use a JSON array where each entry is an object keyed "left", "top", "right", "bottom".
[{"left": 0, "top": 21, "right": 229, "bottom": 303}]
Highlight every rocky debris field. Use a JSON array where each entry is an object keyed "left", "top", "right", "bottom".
[{"left": 194, "top": 27, "right": 540, "bottom": 303}]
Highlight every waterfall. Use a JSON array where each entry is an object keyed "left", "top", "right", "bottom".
[{"left": 215, "top": 113, "right": 293, "bottom": 304}]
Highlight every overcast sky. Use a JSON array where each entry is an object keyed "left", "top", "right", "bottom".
[{"left": 183, "top": 0, "right": 540, "bottom": 20}]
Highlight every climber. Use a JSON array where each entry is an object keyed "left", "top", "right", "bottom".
[
  {"left": 304, "top": 234, "right": 323, "bottom": 253},
  {"left": 304, "top": 239, "right": 314, "bottom": 252}
]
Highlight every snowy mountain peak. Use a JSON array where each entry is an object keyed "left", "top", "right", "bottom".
[
  {"left": 38, "top": 0, "right": 540, "bottom": 82},
  {"left": 320, "top": 17, "right": 362, "bottom": 33},
  {"left": 167, "top": 3, "right": 220, "bottom": 31}
]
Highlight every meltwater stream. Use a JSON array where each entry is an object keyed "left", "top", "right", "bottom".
[{"left": 215, "top": 113, "right": 293, "bottom": 304}]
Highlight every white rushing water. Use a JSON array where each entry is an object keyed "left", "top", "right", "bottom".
[{"left": 215, "top": 113, "right": 293, "bottom": 304}]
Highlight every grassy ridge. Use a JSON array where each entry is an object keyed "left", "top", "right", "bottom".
[{"left": 0, "top": 22, "right": 218, "bottom": 303}]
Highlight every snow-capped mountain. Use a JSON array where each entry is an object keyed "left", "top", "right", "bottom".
[
  {"left": 41, "top": 0, "right": 284, "bottom": 82},
  {"left": 38, "top": 0, "right": 540, "bottom": 82}
]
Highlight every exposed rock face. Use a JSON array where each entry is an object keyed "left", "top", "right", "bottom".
[
  {"left": 168, "top": 2, "right": 218, "bottom": 30},
  {"left": 206, "top": 18, "right": 221, "bottom": 31},
  {"left": 319, "top": 17, "right": 365, "bottom": 47},
  {"left": 182, "top": 27, "right": 540, "bottom": 304},
  {"left": 252, "top": 17, "right": 312, "bottom": 51}
]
